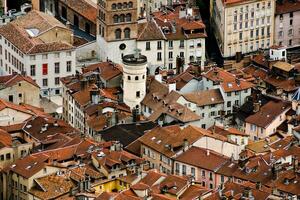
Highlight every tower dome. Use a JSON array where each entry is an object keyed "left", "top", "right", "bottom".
[{"left": 122, "top": 49, "right": 147, "bottom": 110}]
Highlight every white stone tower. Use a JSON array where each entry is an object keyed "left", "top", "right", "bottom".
[{"left": 122, "top": 49, "right": 147, "bottom": 110}]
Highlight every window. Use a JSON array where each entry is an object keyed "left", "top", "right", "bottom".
[
  {"left": 54, "top": 62, "right": 60, "bottom": 74},
  {"left": 42, "top": 64, "right": 48, "bottom": 75},
  {"left": 202, "top": 170, "right": 205, "bottom": 177},
  {"left": 120, "top": 14, "right": 125, "bottom": 22},
  {"left": 235, "top": 100, "right": 239, "bottom": 105},
  {"left": 136, "top": 91, "right": 140, "bottom": 98},
  {"left": 67, "top": 61, "right": 72, "bottom": 72},
  {"left": 191, "top": 167, "right": 195, "bottom": 177},
  {"left": 250, "top": 30, "right": 254, "bottom": 38},
  {"left": 8, "top": 95, "right": 13, "bottom": 102},
  {"left": 250, "top": 124, "right": 256, "bottom": 131},
  {"left": 112, "top": 3, "right": 116, "bottom": 9},
  {"left": 175, "top": 163, "right": 179, "bottom": 173},
  {"left": 123, "top": 2, "right": 127, "bottom": 8},
  {"left": 239, "top": 32, "right": 243, "bottom": 40},
  {"left": 135, "top": 76, "right": 139, "bottom": 80},
  {"left": 0, "top": 155, "right": 3, "bottom": 161},
  {"left": 126, "top": 13, "right": 131, "bottom": 22},
  {"left": 18, "top": 93, "right": 22, "bottom": 98},
  {"left": 209, "top": 172, "right": 213, "bottom": 180},
  {"left": 117, "top": 3, "right": 122, "bottom": 9},
  {"left": 202, "top": 182, "right": 205, "bottom": 187},
  {"left": 168, "top": 40, "right": 173, "bottom": 48},
  {"left": 113, "top": 15, "right": 119, "bottom": 23},
  {"left": 128, "top": 1, "right": 133, "bottom": 8},
  {"left": 115, "top": 29, "right": 121, "bottom": 39},
  {"left": 210, "top": 183, "right": 213, "bottom": 189},
  {"left": 290, "top": 12, "right": 293, "bottom": 18},
  {"left": 146, "top": 42, "right": 150, "bottom": 50},
  {"left": 227, "top": 92, "right": 231, "bottom": 97},
  {"left": 201, "top": 124, "right": 206, "bottom": 129},
  {"left": 157, "top": 52, "right": 162, "bottom": 61},
  {"left": 289, "top": 39, "right": 292, "bottom": 46},
  {"left": 157, "top": 41, "right": 162, "bottom": 49},
  {"left": 168, "top": 51, "right": 173, "bottom": 59},
  {"left": 182, "top": 165, "right": 186, "bottom": 175},
  {"left": 43, "top": 78, "right": 48, "bottom": 87},
  {"left": 221, "top": 175, "right": 224, "bottom": 182},
  {"left": 30, "top": 65, "right": 36, "bottom": 76},
  {"left": 290, "top": 19, "right": 293, "bottom": 25},
  {"left": 180, "top": 40, "right": 184, "bottom": 48},
  {"left": 180, "top": 52, "right": 184, "bottom": 58},
  {"left": 55, "top": 77, "right": 60, "bottom": 85},
  {"left": 124, "top": 28, "right": 131, "bottom": 39},
  {"left": 6, "top": 153, "right": 11, "bottom": 160},
  {"left": 128, "top": 76, "right": 131, "bottom": 80},
  {"left": 168, "top": 63, "right": 173, "bottom": 69},
  {"left": 227, "top": 101, "right": 231, "bottom": 107},
  {"left": 42, "top": 54, "right": 48, "bottom": 59}
]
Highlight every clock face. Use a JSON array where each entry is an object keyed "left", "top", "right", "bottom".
[{"left": 119, "top": 43, "right": 126, "bottom": 50}]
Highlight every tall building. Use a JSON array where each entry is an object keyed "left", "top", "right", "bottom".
[
  {"left": 97, "top": 0, "right": 138, "bottom": 63},
  {"left": 211, "top": 0, "right": 275, "bottom": 58},
  {"left": 274, "top": 0, "right": 300, "bottom": 48},
  {"left": 122, "top": 50, "right": 147, "bottom": 109}
]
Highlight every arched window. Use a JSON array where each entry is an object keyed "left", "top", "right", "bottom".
[
  {"left": 112, "top": 3, "right": 116, "bottom": 10},
  {"left": 120, "top": 14, "right": 125, "bottom": 22},
  {"left": 126, "top": 13, "right": 131, "bottom": 22},
  {"left": 128, "top": 76, "right": 131, "bottom": 80},
  {"left": 123, "top": 2, "right": 127, "bottom": 8},
  {"left": 117, "top": 3, "right": 122, "bottom": 9},
  {"left": 124, "top": 28, "right": 130, "bottom": 39},
  {"left": 142, "top": 75, "right": 145, "bottom": 79},
  {"left": 135, "top": 76, "right": 139, "bottom": 80},
  {"left": 113, "top": 15, "right": 119, "bottom": 23},
  {"left": 128, "top": 1, "right": 133, "bottom": 8},
  {"left": 115, "top": 29, "right": 121, "bottom": 39}
]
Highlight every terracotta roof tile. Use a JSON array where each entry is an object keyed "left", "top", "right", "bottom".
[
  {"left": 0, "top": 10, "right": 73, "bottom": 54},
  {"left": 0, "top": 74, "right": 39, "bottom": 88},
  {"left": 276, "top": 0, "right": 300, "bottom": 14},
  {"left": 203, "top": 67, "right": 253, "bottom": 92},
  {"left": 182, "top": 89, "right": 224, "bottom": 106},
  {"left": 61, "top": 0, "right": 97, "bottom": 22},
  {"left": 82, "top": 62, "right": 122, "bottom": 81},
  {"left": 245, "top": 100, "right": 291, "bottom": 128}
]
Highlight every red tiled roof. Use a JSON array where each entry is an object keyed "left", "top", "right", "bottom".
[
  {"left": 0, "top": 10, "right": 74, "bottom": 54},
  {"left": 0, "top": 74, "right": 39, "bottom": 88},
  {"left": 175, "top": 146, "right": 229, "bottom": 171},
  {"left": 203, "top": 67, "right": 253, "bottom": 92},
  {"left": 245, "top": 100, "right": 291, "bottom": 128},
  {"left": 60, "top": 0, "right": 97, "bottom": 22},
  {"left": 276, "top": 0, "right": 300, "bottom": 14}
]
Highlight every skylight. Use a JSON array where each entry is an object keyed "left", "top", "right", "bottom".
[{"left": 26, "top": 28, "right": 39, "bottom": 37}]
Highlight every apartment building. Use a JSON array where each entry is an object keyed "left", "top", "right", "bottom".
[
  {"left": 274, "top": 0, "right": 300, "bottom": 48},
  {"left": 137, "top": 6, "right": 207, "bottom": 71},
  {"left": 0, "top": 10, "right": 76, "bottom": 97},
  {"left": 202, "top": 67, "right": 253, "bottom": 115},
  {"left": 211, "top": 0, "right": 275, "bottom": 57}
]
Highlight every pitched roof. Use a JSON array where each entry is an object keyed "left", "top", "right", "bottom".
[
  {"left": 0, "top": 10, "right": 73, "bottom": 54},
  {"left": 0, "top": 98, "right": 47, "bottom": 117},
  {"left": 142, "top": 79, "right": 200, "bottom": 123},
  {"left": 167, "top": 71, "right": 195, "bottom": 90},
  {"left": 272, "top": 61, "right": 294, "bottom": 72},
  {"left": 0, "top": 129, "right": 12, "bottom": 148},
  {"left": 0, "top": 74, "right": 39, "bottom": 88},
  {"left": 182, "top": 89, "right": 224, "bottom": 106},
  {"left": 276, "top": 0, "right": 300, "bottom": 14},
  {"left": 137, "top": 19, "right": 166, "bottom": 41},
  {"left": 82, "top": 62, "right": 122, "bottom": 81},
  {"left": 245, "top": 100, "right": 291, "bottom": 128},
  {"left": 203, "top": 67, "right": 253, "bottom": 92},
  {"left": 97, "top": 121, "right": 157, "bottom": 147},
  {"left": 208, "top": 125, "right": 247, "bottom": 137},
  {"left": 60, "top": 0, "right": 97, "bottom": 22},
  {"left": 138, "top": 125, "right": 204, "bottom": 158},
  {"left": 175, "top": 146, "right": 229, "bottom": 171}
]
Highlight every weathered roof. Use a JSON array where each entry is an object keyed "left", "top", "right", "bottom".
[{"left": 182, "top": 89, "right": 224, "bottom": 107}]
